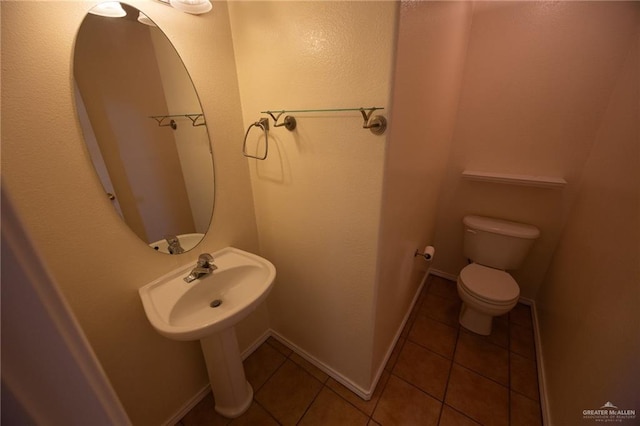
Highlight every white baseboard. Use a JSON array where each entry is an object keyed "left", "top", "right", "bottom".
[
  {"left": 518, "top": 296, "right": 551, "bottom": 426},
  {"left": 262, "top": 269, "right": 432, "bottom": 402},
  {"left": 269, "top": 330, "right": 373, "bottom": 400},
  {"left": 241, "top": 329, "right": 272, "bottom": 360},
  {"left": 164, "top": 384, "right": 210, "bottom": 426},
  {"left": 366, "top": 269, "right": 431, "bottom": 399},
  {"left": 429, "top": 268, "right": 458, "bottom": 282}
]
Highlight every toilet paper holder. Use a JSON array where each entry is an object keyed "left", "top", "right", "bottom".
[{"left": 414, "top": 246, "right": 435, "bottom": 261}]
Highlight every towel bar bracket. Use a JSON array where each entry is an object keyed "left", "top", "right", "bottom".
[
  {"left": 360, "top": 109, "right": 387, "bottom": 135},
  {"left": 266, "top": 111, "right": 297, "bottom": 131}
]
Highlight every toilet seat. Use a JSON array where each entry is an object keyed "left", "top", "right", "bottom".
[{"left": 459, "top": 263, "right": 519, "bottom": 305}]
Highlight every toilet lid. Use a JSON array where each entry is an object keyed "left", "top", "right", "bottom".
[{"left": 459, "top": 263, "right": 520, "bottom": 304}]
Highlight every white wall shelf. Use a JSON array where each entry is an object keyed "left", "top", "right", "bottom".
[{"left": 462, "top": 170, "right": 567, "bottom": 188}]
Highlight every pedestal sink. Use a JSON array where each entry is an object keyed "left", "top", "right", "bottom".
[{"left": 139, "top": 247, "right": 276, "bottom": 418}]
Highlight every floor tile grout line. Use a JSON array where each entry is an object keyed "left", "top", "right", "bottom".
[
  {"left": 450, "top": 362, "right": 511, "bottom": 393},
  {"left": 294, "top": 382, "right": 325, "bottom": 425},
  {"left": 322, "top": 382, "right": 375, "bottom": 422},
  {"left": 252, "top": 345, "right": 289, "bottom": 395},
  {"left": 436, "top": 322, "right": 461, "bottom": 424},
  {"left": 458, "top": 325, "right": 510, "bottom": 350},
  {"left": 247, "top": 280, "right": 540, "bottom": 425},
  {"left": 253, "top": 399, "right": 283, "bottom": 426},
  {"left": 510, "top": 387, "right": 541, "bottom": 404},
  {"left": 390, "top": 372, "right": 445, "bottom": 404},
  {"left": 450, "top": 357, "right": 510, "bottom": 389},
  {"left": 367, "top": 370, "right": 393, "bottom": 424},
  {"left": 442, "top": 403, "right": 483, "bottom": 426},
  {"left": 260, "top": 335, "right": 390, "bottom": 425}
]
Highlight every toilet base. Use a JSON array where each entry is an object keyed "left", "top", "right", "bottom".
[{"left": 459, "top": 303, "right": 494, "bottom": 335}]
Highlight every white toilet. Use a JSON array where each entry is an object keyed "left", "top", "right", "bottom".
[{"left": 457, "top": 215, "right": 540, "bottom": 335}]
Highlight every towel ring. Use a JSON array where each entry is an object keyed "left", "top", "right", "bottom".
[{"left": 242, "top": 118, "right": 270, "bottom": 160}]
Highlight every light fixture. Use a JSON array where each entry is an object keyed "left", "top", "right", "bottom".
[
  {"left": 88, "top": 1, "right": 127, "bottom": 18},
  {"left": 137, "top": 12, "right": 157, "bottom": 27},
  {"left": 169, "top": 0, "right": 212, "bottom": 15}
]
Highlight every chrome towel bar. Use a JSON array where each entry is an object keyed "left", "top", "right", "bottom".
[{"left": 260, "top": 106, "right": 386, "bottom": 135}]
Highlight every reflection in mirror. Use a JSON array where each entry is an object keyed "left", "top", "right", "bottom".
[{"left": 73, "top": 3, "right": 214, "bottom": 254}]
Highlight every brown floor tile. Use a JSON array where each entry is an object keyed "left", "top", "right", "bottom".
[
  {"left": 510, "top": 391, "right": 543, "bottom": 426},
  {"left": 290, "top": 352, "right": 329, "bottom": 383},
  {"left": 461, "top": 318, "right": 509, "bottom": 349},
  {"left": 298, "top": 387, "right": 369, "bottom": 425},
  {"left": 401, "top": 312, "right": 417, "bottom": 338},
  {"left": 180, "top": 392, "right": 228, "bottom": 426},
  {"left": 510, "top": 303, "right": 533, "bottom": 329},
  {"left": 266, "top": 336, "right": 293, "bottom": 357},
  {"left": 427, "top": 276, "right": 460, "bottom": 301},
  {"left": 183, "top": 288, "right": 542, "bottom": 426},
  {"left": 439, "top": 405, "right": 481, "bottom": 426},
  {"left": 510, "top": 352, "right": 540, "bottom": 401},
  {"left": 445, "top": 364, "right": 509, "bottom": 426},
  {"left": 495, "top": 312, "right": 509, "bottom": 323},
  {"left": 419, "top": 292, "right": 462, "bottom": 327},
  {"left": 454, "top": 331, "right": 509, "bottom": 386},
  {"left": 510, "top": 322, "right": 536, "bottom": 360},
  {"left": 243, "top": 341, "right": 287, "bottom": 391},
  {"left": 486, "top": 316, "right": 510, "bottom": 348},
  {"left": 408, "top": 314, "right": 458, "bottom": 359},
  {"left": 255, "top": 360, "right": 322, "bottom": 425},
  {"left": 326, "top": 371, "right": 390, "bottom": 417},
  {"left": 373, "top": 375, "right": 441, "bottom": 426},
  {"left": 393, "top": 341, "right": 451, "bottom": 400},
  {"left": 229, "top": 402, "right": 278, "bottom": 425}
]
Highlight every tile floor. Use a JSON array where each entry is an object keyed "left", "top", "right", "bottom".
[{"left": 178, "top": 275, "right": 542, "bottom": 425}]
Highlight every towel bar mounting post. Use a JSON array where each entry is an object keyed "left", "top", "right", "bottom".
[
  {"left": 266, "top": 111, "right": 297, "bottom": 131},
  {"left": 359, "top": 108, "right": 387, "bottom": 135}
]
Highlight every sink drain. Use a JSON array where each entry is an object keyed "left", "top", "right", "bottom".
[{"left": 210, "top": 299, "right": 222, "bottom": 308}]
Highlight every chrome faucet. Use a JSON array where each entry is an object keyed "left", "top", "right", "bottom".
[
  {"left": 184, "top": 253, "right": 217, "bottom": 283},
  {"left": 165, "top": 235, "right": 185, "bottom": 255}
]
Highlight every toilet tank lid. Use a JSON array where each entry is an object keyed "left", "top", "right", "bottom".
[{"left": 463, "top": 215, "right": 540, "bottom": 239}]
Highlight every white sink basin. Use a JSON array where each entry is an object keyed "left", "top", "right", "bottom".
[{"left": 139, "top": 247, "right": 275, "bottom": 341}]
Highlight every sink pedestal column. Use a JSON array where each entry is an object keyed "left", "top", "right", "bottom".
[{"left": 199, "top": 327, "right": 253, "bottom": 418}]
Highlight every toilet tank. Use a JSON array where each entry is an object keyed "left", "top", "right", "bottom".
[{"left": 463, "top": 215, "right": 540, "bottom": 270}]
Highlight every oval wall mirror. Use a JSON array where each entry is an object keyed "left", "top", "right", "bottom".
[{"left": 73, "top": 3, "right": 214, "bottom": 254}]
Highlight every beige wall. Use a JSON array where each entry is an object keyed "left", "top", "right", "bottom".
[
  {"left": 228, "top": 1, "right": 396, "bottom": 392},
  {"left": 1, "top": 1, "right": 266, "bottom": 424},
  {"left": 373, "top": 0, "right": 472, "bottom": 381},
  {"left": 431, "top": 1, "right": 639, "bottom": 299},
  {"left": 536, "top": 25, "right": 639, "bottom": 424}
]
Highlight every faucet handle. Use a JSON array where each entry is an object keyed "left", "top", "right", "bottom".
[{"left": 197, "top": 253, "right": 214, "bottom": 267}]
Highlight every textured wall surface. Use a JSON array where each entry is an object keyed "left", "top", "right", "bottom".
[
  {"left": 431, "top": 1, "right": 639, "bottom": 299},
  {"left": 537, "top": 22, "right": 639, "bottom": 424},
  {"left": 228, "top": 1, "right": 396, "bottom": 392},
  {"left": 373, "top": 0, "right": 472, "bottom": 382}
]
